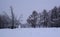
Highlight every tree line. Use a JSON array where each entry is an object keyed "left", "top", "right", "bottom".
[
  {"left": 0, "top": 6, "right": 60, "bottom": 29},
  {"left": 27, "top": 6, "right": 60, "bottom": 28}
]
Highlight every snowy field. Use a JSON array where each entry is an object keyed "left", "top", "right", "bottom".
[{"left": 0, "top": 28, "right": 60, "bottom": 37}]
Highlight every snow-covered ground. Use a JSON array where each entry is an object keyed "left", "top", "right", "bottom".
[{"left": 0, "top": 28, "right": 60, "bottom": 37}]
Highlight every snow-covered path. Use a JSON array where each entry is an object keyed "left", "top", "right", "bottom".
[{"left": 0, "top": 28, "right": 60, "bottom": 37}]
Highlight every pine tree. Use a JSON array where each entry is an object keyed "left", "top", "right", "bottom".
[
  {"left": 27, "top": 10, "right": 38, "bottom": 28},
  {"left": 57, "top": 6, "right": 60, "bottom": 27},
  {"left": 50, "top": 6, "right": 58, "bottom": 27},
  {"left": 42, "top": 9, "right": 49, "bottom": 27}
]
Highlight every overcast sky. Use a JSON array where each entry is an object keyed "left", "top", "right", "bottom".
[{"left": 0, "top": 0, "right": 60, "bottom": 23}]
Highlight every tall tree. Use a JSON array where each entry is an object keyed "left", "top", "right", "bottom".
[
  {"left": 10, "top": 6, "right": 21, "bottom": 29},
  {"left": 51, "top": 6, "right": 58, "bottom": 20},
  {"left": 27, "top": 10, "right": 38, "bottom": 28},
  {"left": 10, "top": 6, "right": 15, "bottom": 29},
  {"left": 50, "top": 6, "right": 59, "bottom": 27},
  {"left": 56, "top": 6, "right": 60, "bottom": 27},
  {"left": 42, "top": 9, "right": 49, "bottom": 27}
]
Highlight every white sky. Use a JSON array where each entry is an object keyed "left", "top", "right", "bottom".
[{"left": 0, "top": 0, "right": 60, "bottom": 24}]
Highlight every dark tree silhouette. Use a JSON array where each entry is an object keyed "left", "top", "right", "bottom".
[
  {"left": 10, "top": 6, "right": 15, "bottom": 29},
  {"left": 10, "top": 6, "right": 20, "bottom": 29},
  {"left": 50, "top": 6, "right": 58, "bottom": 27},
  {"left": 0, "top": 6, "right": 20, "bottom": 29},
  {"left": 27, "top": 10, "right": 38, "bottom": 28},
  {"left": 42, "top": 10, "right": 49, "bottom": 27}
]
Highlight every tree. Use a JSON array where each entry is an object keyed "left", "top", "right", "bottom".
[
  {"left": 36, "top": 13, "right": 41, "bottom": 27},
  {"left": 0, "top": 15, "right": 3, "bottom": 28},
  {"left": 10, "top": 6, "right": 20, "bottom": 29},
  {"left": 51, "top": 6, "right": 58, "bottom": 20},
  {"left": 27, "top": 10, "right": 38, "bottom": 28},
  {"left": 0, "top": 13, "right": 11, "bottom": 28},
  {"left": 56, "top": 6, "right": 60, "bottom": 27},
  {"left": 10, "top": 6, "right": 15, "bottom": 29},
  {"left": 42, "top": 9, "right": 49, "bottom": 27},
  {"left": 50, "top": 6, "right": 60, "bottom": 27}
]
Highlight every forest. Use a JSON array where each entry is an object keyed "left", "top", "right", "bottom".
[{"left": 0, "top": 6, "right": 60, "bottom": 29}]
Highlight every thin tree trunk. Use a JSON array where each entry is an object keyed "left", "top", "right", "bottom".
[{"left": 10, "top": 6, "right": 14, "bottom": 29}]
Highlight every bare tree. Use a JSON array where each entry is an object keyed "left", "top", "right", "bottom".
[
  {"left": 10, "top": 6, "right": 20, "bottom": 29},
  {"left": 10, "top": 6, "right": 14, "bottom": 29}
]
